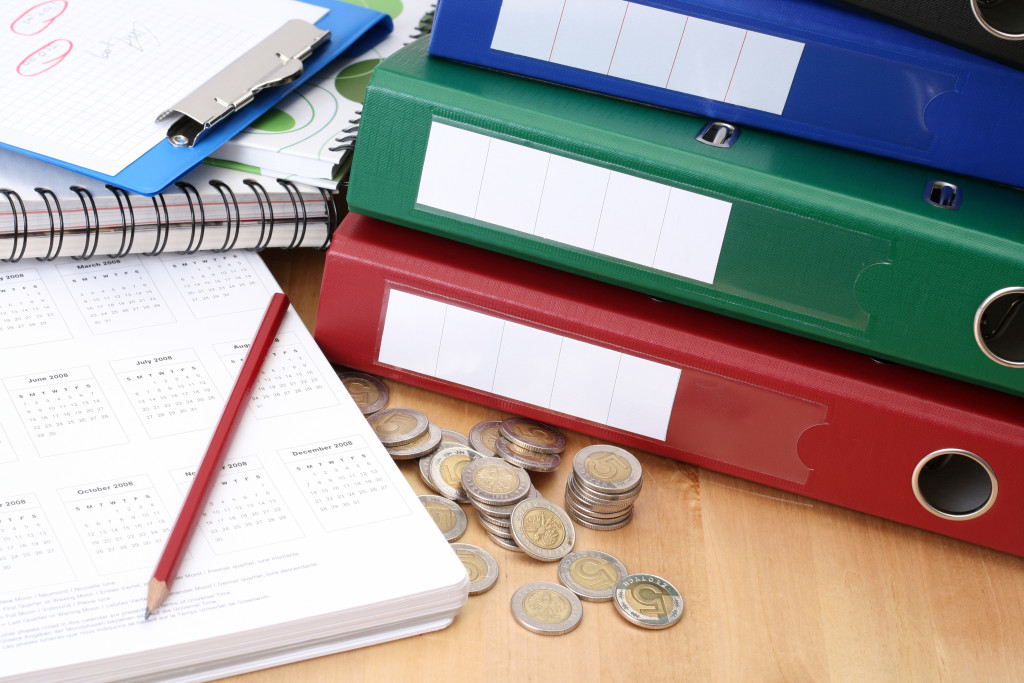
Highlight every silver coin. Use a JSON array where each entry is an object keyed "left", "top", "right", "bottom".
[
  {"left": 451, "top": 542, "right": 499, "bottom": 595},
  {"left": 461, "top": 457, "right": 532, "bottom": 507},
  {"left": 571, "top": 445, "right": 642, "bottom": 494},
  {"left": 387, "top": 423, "right": 442, "bottom": 460},
  {"left": 567, "top": 471, "right": 643, "bottom": 501},
  {"left": 476, "top": 512, "right": 515, "bottom": 538},
  {"left": 368, "top": 407, "right": 429, "bottom": 446},
  {"left": 477, "top": 510, "right": 512, "bottom": 528},
  {"left": 563, "top": 492, "right": 635, "bottom": 522},
  {"left": 558, "top": 549, "right": 629, "bottom": 602},
  {"left": 418, "top": 451, "right": 440, "bottom": 493},
  {"left": 613, "top": 573, "right": 684, "bottom": 629},
  {"left": 499, "top": 418, "right": 566, "bottom": 454},
  {"left": 471, "top": 484, "right": 541, "bottom": 517},
  {"left": 510, "top": 498, "right": 575, "bottom": 562},
  {"left": 494, "top": 437, "right": 562, "bottom": 472},
  {"left": 468, "top": 420, "right": 503, "bottom": 457},
  {"left": 566, "top": 474, "right": 639, "bottom": 511},
  {"left": 440, "top": 429, "right": 469, "bottom": 447},
  {"left": 486, "top": 530, "right": 522, "bottom": 553},
  {"left": 511, "top": 582, "right": 583, "bottom": 636},
  {"left": 418, "top": 494, "right": 468, "bottom": 542},
  {"left": 336, "top": 370, "right": 389, "bottom": 414},
  {"left": 428, "top": 446, "right": 489, "bottom": 503},
  {"left": 569, "top": 508, "right": 635, "bottom": 532}
]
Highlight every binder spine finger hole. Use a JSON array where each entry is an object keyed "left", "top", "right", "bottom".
[
  {"left": 974, "top": 287, "right": 1024, "bottom": 367},
  {"left": 912, "top": 449, "right": 997, "bottom": 521},
  {"left": 971, "top": 0, "right": 1024, "bottom": 39}
]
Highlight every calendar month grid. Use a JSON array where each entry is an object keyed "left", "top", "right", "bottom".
[
  {"left": 58, "top": 475, "right": 175, "bottom": 576},
  {"left": 171, "top": 456, "right": 304, "bottom": 555},
  {"left": 0, "top": 494, "right": 76, "bottom": 594}
]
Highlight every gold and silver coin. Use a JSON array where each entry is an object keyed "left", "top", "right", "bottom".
[
  {"left": 510, "top": 498, "right": 575, "bottom": 561},
  {"left": 499, "top": 417, "right": 566, "bottom": 454},
  {"left": 487, "top": 530, "right": 523, "bottom": 553},
  {"left": 510, "top": 581, "right": 583, "bottom": 636},
  {"left": 386, "top": 423, "right": 442, "bottom": 460},
  {"left": 336, "top": 370, "right": 389, "bottom": 415},
  {"left": 428, "top": 446, "right": 489, "bottom": 503},
  {"left": 439, "top": 429, "right": 469, "bottom": 447},
  {"left": 468, "top": 420, "right": 503, "bottom": 457},
  {"left": 494, "top": 437, "right": 562, "bottom": 472},
  {"left": 613, "top": 573, "right": 684, "bottom": 630},
  {"left": 558, "top": 549, "right": 629, "bottom": 602},
  {"left": 418, "top": 494, "right": 468, "bottom": 542},
  {"left": 417, "top": 451, "right": 440, "bottom": 493},
  {"left": 368, "top": 407, "right": 429, "bottom": 447},
  {"left": 451, "top": 542, "right": 499, "bottom": 595},
  {"left": 470, "top": 484, "right": 541, "bottom": 517},
  {"left": 571, "top": 444, "right": 642, "bottom": 493},
  {"left": 460, "top": 457, "right": 532, "bottom": 507}
]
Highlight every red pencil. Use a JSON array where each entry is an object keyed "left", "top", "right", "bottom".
[{"left": 145, "top": 292, "right": 290, "bottom": 619}]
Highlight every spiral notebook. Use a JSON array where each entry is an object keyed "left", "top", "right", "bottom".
[
  {"left": 0, "top": 245, "right": 468, "bottom": 683},
  {"left": 0, "top": 148, "right": 338, "bottom": 262}
]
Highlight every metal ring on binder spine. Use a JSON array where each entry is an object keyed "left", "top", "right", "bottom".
[
  {"left": 317, "top": 188, "right": 337, "bottom": 250},
  {"left": 243, "top": 179, "right": 274, "bottom": 251},
  {"left": 105, "top": 185, "right": 137, "bottom": 258},
  {"left": 35, "top": 188, "right": 65, "bottom": 261},
  {"left": 70, "top": 186, "right": 101, "bottom": 260},
  {"left": 145, "top": 193, "right": 171, "bottom": 256},
  {"left": 1, "top": 189, "right": 28, "bottom": 263},
  {"left": 175, "top": 182, "right": 206, "bottom": 254},
  {"left": 209, "top": 180, "right": 242, "bottom": 252},
  {"left": 277, "top": 179, "right": 307, "bottom": 250}
]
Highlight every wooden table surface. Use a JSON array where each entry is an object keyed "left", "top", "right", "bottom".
[{"left": 238, "top": 248, "right": 1024, "bottom": 683}]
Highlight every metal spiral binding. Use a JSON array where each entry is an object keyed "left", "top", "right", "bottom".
[
  {"left": 209, "top": 179, "right": 242, "bottom": 252},
  {"left": 277, "top": 179, "right": 307, "bottom": 249},
  {"left": 328, "top": 5, "right": 436, "bottom": 160},
  {"left": 145, "top": 193, "right": 172, "bottom": 256},
  {"left": 317, "top": 187, "right": 338, "bottom": 250},
  {"left": 70, "top": 186, "right": 101, "bottom": 260},
  {"left": 104, "top": 185, "right": 138, "bottom": 258},
  {"left": 35, "top": 188, "right": 66, "bottom": 262},
  {"left": 1, "top": 189, "right": 28, "bottom": 263},
  {"left": 243, "top": 178, "right": 274, "bottom": 251},
  {"left": 175, "top": 181, "right": 206, "bottom": 254}
]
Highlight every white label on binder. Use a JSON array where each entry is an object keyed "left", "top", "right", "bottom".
[
  {"left": 490, "top": 0, "right": 804, "bottom": 115},
  {"left": 378, "top": 289, "right": 682, "bottom": 440},
  {"left": 416, "top": 121, "right": 732, "bottom": 285}
]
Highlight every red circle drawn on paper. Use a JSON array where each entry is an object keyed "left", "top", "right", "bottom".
[
  {"left": 10, "top": 0, "right": 68, "bottom": 36},
  {"left": 17, "top": 39, "right": 73, "bottom": 76}
]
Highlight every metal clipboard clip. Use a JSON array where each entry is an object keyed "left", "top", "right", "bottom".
[{"left": 157, "top": 19, "right": 330, "bottom": 148}]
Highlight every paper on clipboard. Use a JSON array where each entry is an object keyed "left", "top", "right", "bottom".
[{"left": 0, "top": 0, "right": 392, "bottom": 195}]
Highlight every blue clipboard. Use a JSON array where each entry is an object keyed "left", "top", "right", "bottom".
[{"left": 2, "top": 0, "right": 392, "bottom": 196}]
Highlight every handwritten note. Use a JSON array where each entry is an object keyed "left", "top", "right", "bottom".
[{"left": 0, "top": 0, "right": 326, "bottom": 175}]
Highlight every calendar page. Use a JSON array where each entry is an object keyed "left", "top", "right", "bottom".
[{"left": 0, "top": 250, "right": 464, "bottom": 683}]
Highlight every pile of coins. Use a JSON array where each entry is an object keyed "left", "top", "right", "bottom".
[
  {"left": 564, "top": 445, "right": 643, "bottom": 530},
  {"left": 337, "top": 368, "right": 682, "bottom": 635},
  {"left": 459, "top": 456, "right": 536, "bottom": 552},
  {"left": 471, "top": 418, "right": 565, "bottom": 473},
  {"left": 509, "top": 548, "right": 684, "bottom": 634}
]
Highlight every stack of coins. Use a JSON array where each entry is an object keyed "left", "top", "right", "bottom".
[
  {"left": 459, "top": 456, "right": 537, "bottom": 551},
  {"left": 367, "top": 407, "right": 444, "bottom": 460},
  {"left": 492, "top": 418, "right": 565, "bottom": 473},
  {"left": 417, "top": 429, "right": 469, "bottom": 493},
  {"left": 564, "top": 445, "right": 643, "bottom": 530}
]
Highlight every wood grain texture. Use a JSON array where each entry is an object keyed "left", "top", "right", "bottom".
[{"left": 243, "top": 249, "right": 1024, "bottom": 682}]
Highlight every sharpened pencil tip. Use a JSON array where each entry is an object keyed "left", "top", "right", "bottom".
[{"left": 144, "top": 609, "right": 151, "bottom": 621}]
